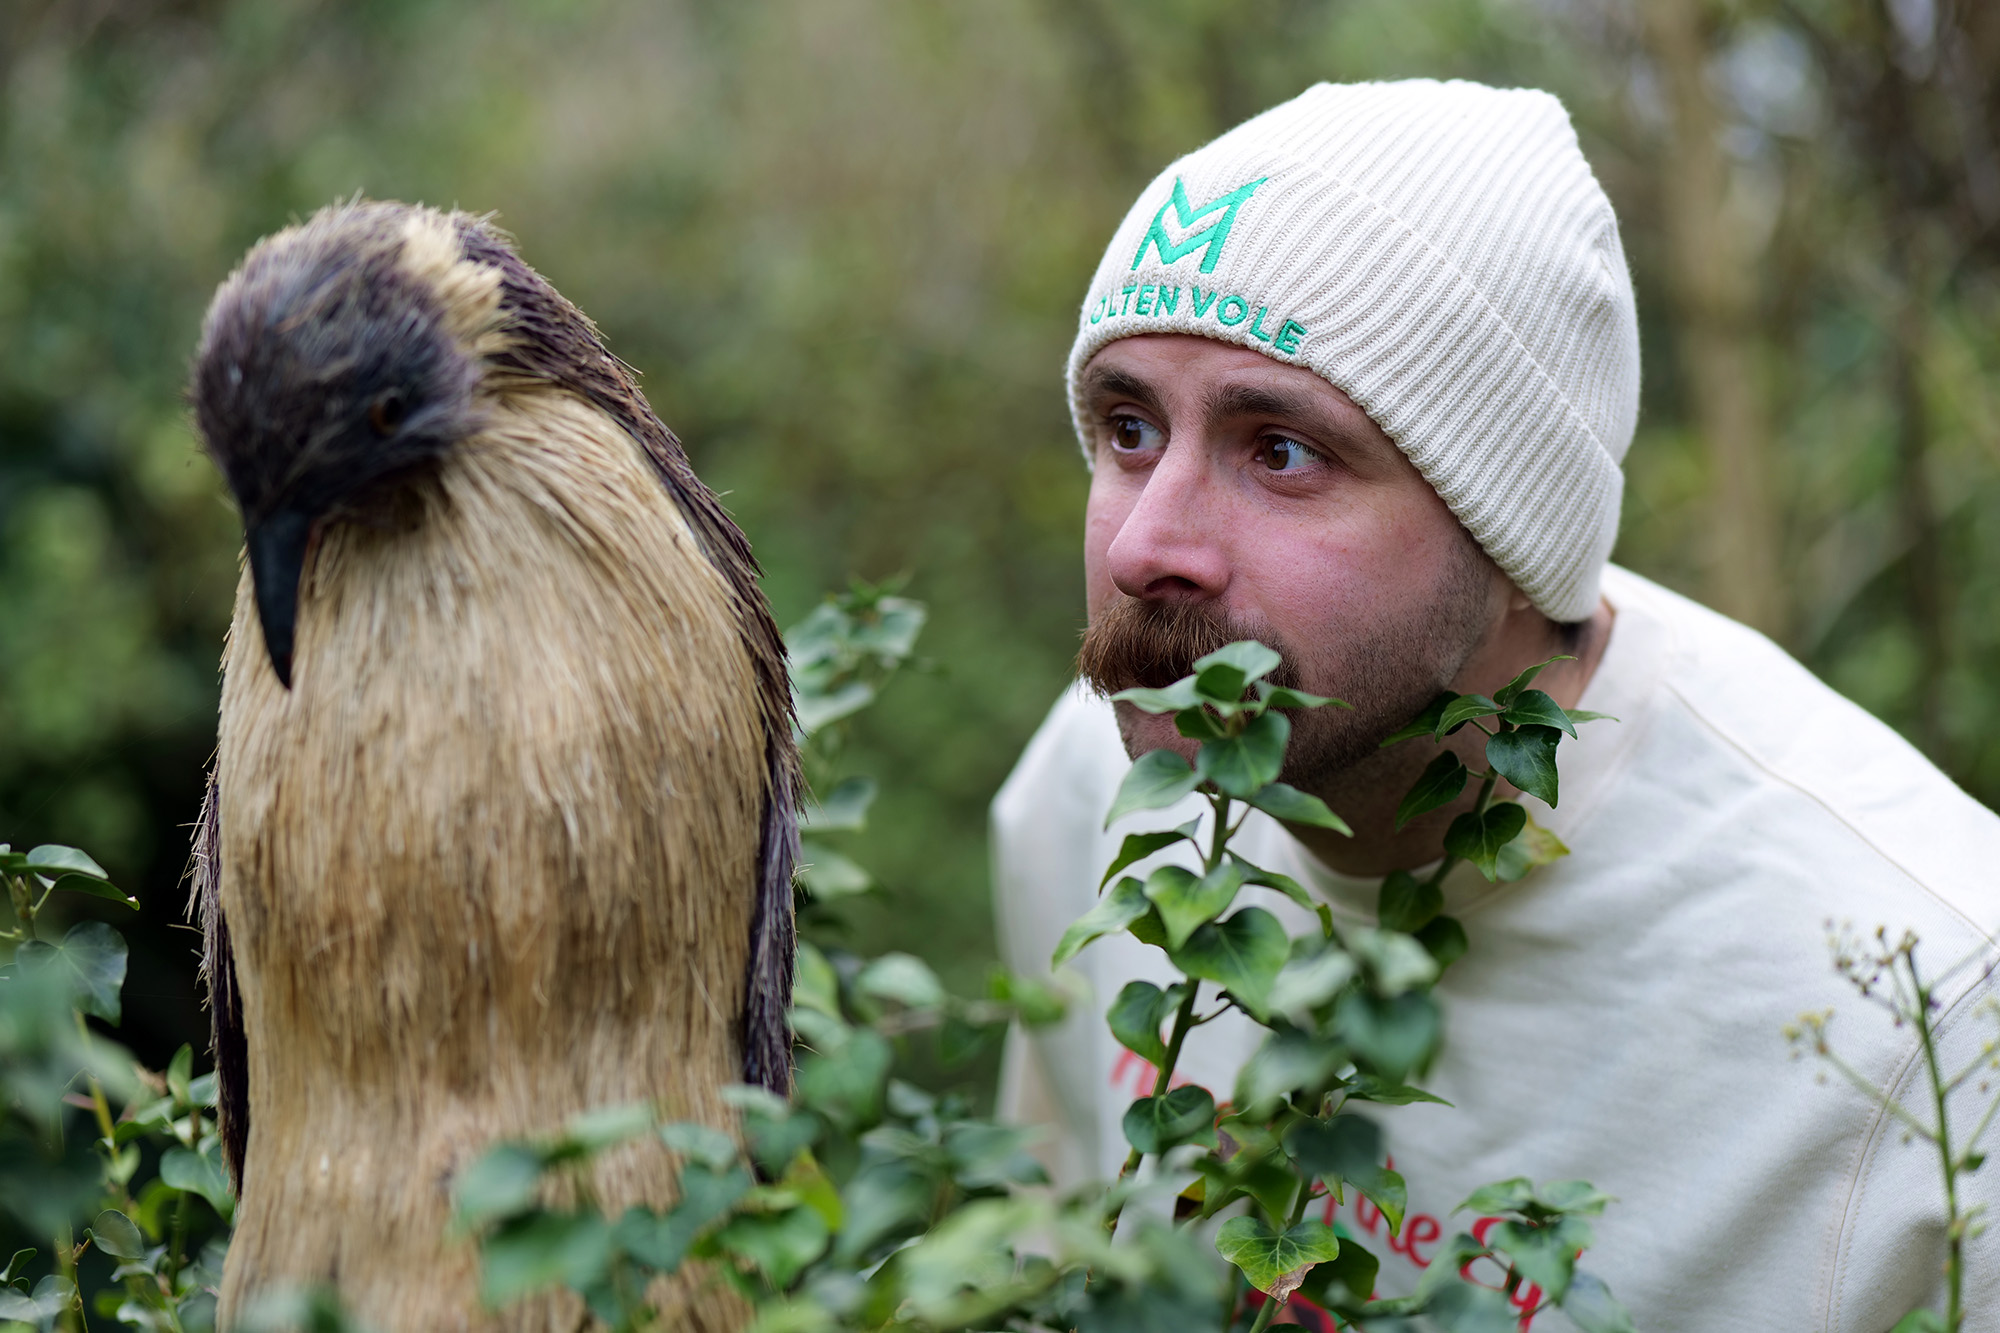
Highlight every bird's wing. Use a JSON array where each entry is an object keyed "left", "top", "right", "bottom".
[
  {"left": 191, "top": 760, "right": 252, "bottom": 1187},
  {"left": 455, "top": 218, "right": 802, "bottom": 1094}
]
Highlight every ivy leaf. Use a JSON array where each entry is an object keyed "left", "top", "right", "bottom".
[
  {"left": 712, "top": 1206, "right": 830, "bottom": 1289},
  {"left": 1421, "top": 1279, "right": 1521, "bottom": 1332},
  {"left": 1492, "top": 656, "right": 1573, "bottom": 707},
  {"left": 1235, "top": 1030, "right": 1344, "bottom": 1115},
  {"left": 1100, "top": 821, "right": 1200, "bottom": 889},
  {"left": 1105, "top": 750, "right": 1202, "bottom": 828},
  {"left": 1214, "top": 1217, "right": 1340, "bottom": 1293},
  {"left": 1122, "top": 1085, "right": 1217, "bottom": 1154},
  {"left": 1494, "top": 815, "right": 1569, "bottom": 883},
  {"left": 1267, "top": 947, "right": 1357, "bottom": 1021},
  {"left": 22, "top": 845, "right": 107, "bottom": 882},
  {"left": 1336, "top": 991, "right": 1440, "bottom": 1081},
  {"left": 797, "top": 840, "right": 872, "bottom": 900},
  {"left": 1562, "top": 1272, "right": 1639, "bottom": 1333},
  {"left": 1487, "top": 1217, "right": 1593, "bottom": 1300},
  {"left": 1342, "top": 1074, "right": 1451, "bottom": 1106},
  {"left": 16, "top": 921, "right": 127, "bottom": 1023},
  {"left": 453, "top": 1143, "right": 546, "bottom": 1229},
  {"left": 1434, "top": 695, "right": 1502, "bottom": 738},
  {"left": 1052, "top": 876, "right": 1153, "bottom": 967},
  {"left": 1170, "top": 907, "right": 1290, "bottom": 1018},
  {"left": 1415, "top": 915, "right": 1470, "bottom": 970},
  {"left": 1377, "top": 871, "right": 1442, "bottom": 934},
  {"left": 1296, "top": 1241, "right": 1380, "bottom": 1310},
  {"left": 1197, "top": 711, "right": 1289, "bottom": 798},
  {"left": 1394, "top": 753, "right": 1467, "bottom": 831},
  {"left": 1564, "top": 710, "right": 1618, "bottom": 724},
  {"left": 161, "top": 1144, "right": 235, "bottom": 1223},
  {"left": 480, "top": 1210, "right": 613, "bottom": 1306},
  {"left": 1282, "top": 1116, "right": 1406, "bottom": 1236},
  {"left": 1443, "top": 802, "right": 1529, "bottom": 881},
  {"left": 616, "top": 1163, "right": 753, "bottom": 1274},
  {"left": 1111, "top": 679, "right": 1202, "bottom": 714},
  {"left": 1258, "top": 682, "right": 1347, "bottom": 712},
  {"left": 1176, "top": 707, "right": 1227, "bottom": 740},
  {"left": 1246, "top": 783, "right": 1352, "bottom": 834},
  {"left": 1230, "top": 856, "right": 1326, "bottom": 923},
  {"left": 1144, "top": 863, "right": 1243, "bottom": 952},
  {"left": 1195, "top": 641, "right": 1282, "bottom": 693},
  {"left": 87, "top": 1209, "right": 145, "bottom": 1260},
  {"left": 1107, "top": 981, "right": 1186, "bottom": 1067},
  {"left": 1500, "top": 689, "right": 1576, "bottom": 738},
  {"left": 1379, "top": 695, "right": 1453, "bottom": 748},
  {"left": 1486, "top": 725, "right": 1562, "bottom": 807},
  {"left": 854, "top": 953, "right": 945, "bottom": 1011}
]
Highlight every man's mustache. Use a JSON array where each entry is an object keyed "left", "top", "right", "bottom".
[{"left": 1077, "top": 598, "right": 1301, "bottom": 694}]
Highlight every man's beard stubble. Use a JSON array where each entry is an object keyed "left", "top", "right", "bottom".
[{"left": 1076, "top": 546, "right": 1494, "bottom": 799}]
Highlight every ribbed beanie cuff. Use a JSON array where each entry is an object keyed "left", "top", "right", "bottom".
[{"left": 1066, "top": 80, "right": 1641, "bottom": 623}]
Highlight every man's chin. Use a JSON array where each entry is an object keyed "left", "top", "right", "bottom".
[{"left": 1110, "top": 702, "right": 1198, "bottom": 765}]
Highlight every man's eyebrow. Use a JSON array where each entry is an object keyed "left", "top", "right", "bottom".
[
  {"left": 1077, "top": 366, "right": 1167, "bottom": 419},
  {"left": 1203, "top": 382, "right": 1373, "bottom": 453}
]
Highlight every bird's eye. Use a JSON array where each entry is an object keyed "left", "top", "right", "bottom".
[
  {"left": 1257, "top": 435, "right": 1322, "bottom": 473},
  {"left": 367, "top": 390, "right": 408, "bottom": 436},
  {"left": 1108, "top": 414, "right": 1165, "bottom": 455}
]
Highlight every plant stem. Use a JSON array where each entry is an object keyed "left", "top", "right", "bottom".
[
  {"left": 1908, "top": 952, "right": 1963, "bottom": 1332},
  {"left": 1245, "top": 1291, "right": 1281, "bottom": 1333},
  {"left": 1104, "top": 982, "right": 1204, "bottom": 1237}
]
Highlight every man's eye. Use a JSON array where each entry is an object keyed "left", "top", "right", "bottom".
[
  {"left": 1109, "top": 415, "right": 1165, "bottom": 453},
  {"left": 1258, "top": 436, "right": 1322, "bottom": 473}
]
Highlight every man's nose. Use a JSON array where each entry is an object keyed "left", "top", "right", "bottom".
[{"left": 1104, "top": 444, "right": 1230, "bottom": 602}]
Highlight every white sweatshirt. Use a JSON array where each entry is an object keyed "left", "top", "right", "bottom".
[{"left": 992, "top": 566, "right": 2000, "bottom": 1331}]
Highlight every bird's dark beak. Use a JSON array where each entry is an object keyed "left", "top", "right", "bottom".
[{"left": 245, "top": 508, "right": 313, "bottom": 689}]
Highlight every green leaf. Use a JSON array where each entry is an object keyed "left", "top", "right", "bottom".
[
  {"left": 1336, "top": 991, "right": 1440, "bottom": 1081},
  {"left": 1246, "top": 783, "right": 1352, "bottom": 834},
  {"left": 1235, "top": 1030, "right": 1344, "bottom": 1114},
  {"left": 1564, "top": 709, "right": 1618, "bottom": 724},
  {"left": 1487, "top": 1217, "right": 1594, "bottom": 1300},
  {"left": 795, "top": 680, "right": 875, "bottom": 735},
  {"left": 854, "top": 953, "right": 945, "bottom": 1010},
  {"left": 1454, "top": 1177, "right": 1535, "bottom": 1216},
  {"left": 1111, "top": 678, "right": 1203, "bottom": 714},
  {"left": 801, "top": 776, "right": 877, "bottom": 832},
  {"left": 23, "top": 845, "right": 108, "bottom": 881},
  {"left": 1296, "top": 1239, "right": 1380, "bottom": 1309},
  {"left": 618, "top": 1162, "right": 753, "bottom": 1274},
  {"left": 1352, "top": 928, "right": 1440, "bottom": 995},
  {"left": 797, "top": 840, "right": 872, "bottom": 900},
  {"left": 1230, "top": 856, "right": 1324, "bottom": 918},
  {"left": 1562, "top": 1272, "right": 1638, "bottom": 1333},
  {"left": 455, "top": 1143, "right": 547, "bottom": 1227},
  {"left": 168, "top": 1044, "right": 193, "bottom": 1105},
  {"left": 1052, "top": 876, "right": 1153, "bottom": 967},
  {"left": 1434, "top": 694, "right": 1502, "bottom": 737},
  {"left": 565, "top": 1102, "right": 654, "bottom": 1153},
  {"left": 1197, "top": 711, "right": 1289, "bottom": 799},
  {"left": 1415, "top": 915, "right": 1470, "bottom": 970},
  {"left": 1107, "top": 981, "right": 1186, "bottom": 1067},
  {"left": 1377, "top": 870, "right": 1441, "bottom": 934},
  {"left": 1258, "top": 682, "right": 1347, "bottom": 711},
  {"left": 1283, "top": 1116, "right": 1405, "bottom": 1235},
  {"left": 794, "top": 1028, "right": 892, "bottom": 1131},
  {"left": 1423, "top": 1279, "right": 1521, "bottom": 1333},
  {"left": 1195, "top": 641, "right": 1282, "bottom": 688},
  {"left": 1887, "top": 1311, "right": 1948, "bottom": 1333},
  {"left": 16, "top": 921, "right": 128, "bottom": 1023},
  {"left": 1176, "top": 706, "right": 1228, "bottom": 740},
  {"left": 1493, "top": 656, "right": 1573, "bottom": 707},
  {"left": 1169, "top": 907, "right": 1290, "bottom": 1018},
  {"left": 1443, "top": 802, "right": 1529, "bottom": 881},
  {"left": 1, "top": 1249, "right": 35, "bottom": 1287},
  {"left": 1379, "top": 694, "right": 1452, "bottom": 748},
  {"left": 1105, "top": 750, "right": 1202, "bottom": 827},
  {"left": 160, "top": 1144, "right": 234, "bottom": 1223},
  {"left": 1486, "top": 725, "right": 1562, "bottom": 806},
  {"left": 1501, "top": 689, "right": 1576, "bottom": 738},
  {"left": 713, "top": 1206, "right": 830, "bottom": 1289},
  {"left": 1394, "top": 752, "right": 1468, "bottom": 831},
  {"left": 1144, "top": 862, "right": 1243, "bottom": 952},
  {"left": 659, "top": 1123, "right": 739, "bottom": 1172},
  {"left": 51, "top": 875, "right": 139, "bottom": 910},
  {"left": 1213, "top": 1217, "right": 1340, "bottom": 1293},
  {"left": 1099, "top": 821, "right": 1200, "bottom": 888},
  {"left": 479, "top": 1210, "right": 613, "bottom": 1306},
  {"left": 793, "top": 940, "right": 841, "bottom": 1021},
  {"left": 1344, "top": 1072, "right": 1456, "bottom": 1096},
  {"left": 1267, "top": 946, "right": 1357, "bottom": 1020},
  {"left": 1122, "top": 1085, "right": 1217, "bottom": 1154},
  {"left": 1494, "top": 815, "right": 1569, "bottom": 883},
  {"left": 88, "top": 1209, "right": 145, "bottom": 1260}
]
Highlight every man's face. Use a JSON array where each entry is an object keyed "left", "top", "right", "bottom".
[{"left": 1078, "top": 334, "right": 1508, "bottom": 788}]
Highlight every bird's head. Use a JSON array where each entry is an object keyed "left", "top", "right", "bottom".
[{"left": 189, "top": 200, "right": 504, "bottom": 688}]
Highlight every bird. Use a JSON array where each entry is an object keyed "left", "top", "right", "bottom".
[{"left": 184, "top": 199, "right": 799, "bottom": 1331}]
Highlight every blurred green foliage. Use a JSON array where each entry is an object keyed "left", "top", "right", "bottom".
[{"left": 1, "top": 0, "right": 1996, "bottom": 1119}]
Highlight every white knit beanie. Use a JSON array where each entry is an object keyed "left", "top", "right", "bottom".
[{"left": 1066, "top": 79, "right": 1640, "bottom": 623}]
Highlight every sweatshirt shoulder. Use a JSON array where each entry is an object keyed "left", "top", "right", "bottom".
[
  {"left": 1607, "top": 566, "right": 2000, "bottom": 929},
  {"left": 992, "top": 682, "right": 1129, "bottom": 836}
]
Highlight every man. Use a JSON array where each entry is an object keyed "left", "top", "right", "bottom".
[{"left": 992, "top": 79, "right": 2000, "bottom": 1329}]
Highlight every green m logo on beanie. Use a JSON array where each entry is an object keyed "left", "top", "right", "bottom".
[{"left": 1130, "top": 176, "right": 1269, "bottom": 274}]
